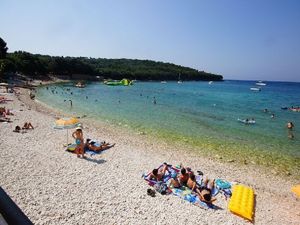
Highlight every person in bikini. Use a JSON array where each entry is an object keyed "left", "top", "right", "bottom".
[
  {"left": 72, "top": 126, "right": 85, "bottom": 158},
  {"left": 148, "top": 163, "right": 169, "bottom": 181}
]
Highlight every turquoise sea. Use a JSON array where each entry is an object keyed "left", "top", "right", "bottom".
[{"left": 36, "top": 80, "right": 300, "bottom": 176}]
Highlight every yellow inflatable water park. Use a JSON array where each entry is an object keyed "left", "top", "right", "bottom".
[
  {"left": 291, "top": 185, "right": 300, "bottom": 198},
  {"left": 228, "top": 184, "right": 255, "bottom": 222},
  {"left": 104, "top": 78, "right": 133, "bottom": 86}
]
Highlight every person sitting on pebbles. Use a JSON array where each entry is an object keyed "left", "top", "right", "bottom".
[
  {"left": 148, "top": 163, "right": 169, "bottom": 181},
  {"left": 168, "top": 167, "right": 190, "bottom": 188}
]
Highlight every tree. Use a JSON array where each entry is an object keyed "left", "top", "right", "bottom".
[
  {"left": 0, "top": 37, "right": 9, "bottom": 77},
  {"left": 0, "top": 37, "right": 8, "bottom": 59}
]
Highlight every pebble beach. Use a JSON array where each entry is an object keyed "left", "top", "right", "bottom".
[{"left": 0, "top": 85, "right": 299, "bottom": 225}]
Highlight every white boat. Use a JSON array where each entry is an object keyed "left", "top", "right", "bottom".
[
  {"left": 161, "top": 81, "right": 167, "bottom": 83},
  {"left": 238, "top": 118, "right": 256, "bottom": 124},
  {"left": 177, "top": 73, "right": 183, "bottom": 83},
  {"left": 208, "top": 81, "right": 213, "bottom": 84},
  {"left": 256, "top": 82, "right": 266, "bottom": 86},
  {"left": 250, "top": 87, "right": 261, "bottom": 91},
  {"left": 75, "top": 82, "right": 85, "bottom": 88}
]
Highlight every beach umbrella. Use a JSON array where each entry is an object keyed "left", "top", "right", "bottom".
[{"left": 54, "top": 117, "right": 81, "bottom": 146}]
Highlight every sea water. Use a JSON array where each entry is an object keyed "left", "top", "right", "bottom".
[{"left": 36, "top": 80, "right": 300, "bottom": 176}]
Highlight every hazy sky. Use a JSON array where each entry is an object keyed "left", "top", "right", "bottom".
[{"left": 1, "top": 0, "right": 300, "bottom": 81}]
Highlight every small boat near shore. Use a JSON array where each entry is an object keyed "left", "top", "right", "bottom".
[
  {"left": 177, "top": 73, "right": 183, "bottom": 83},
  {"left": 289, "top": 107, "right": 300, "bottom": 112},
  {"left": 250, "top": 87, "right": 261, "bottom": 91},
  {"left": 256, "top": 81, "right": 266, "bottom": 86},
  {"left": 75, "top": 82, "right": 85, "bottom": 88}
]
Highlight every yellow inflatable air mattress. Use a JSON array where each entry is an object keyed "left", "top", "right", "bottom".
[
  {"left": 292, "top": 185, "right": 300, "bottom": 198},
  {"left": 228, "top": 184, "right": 255, "bottom": 221}
]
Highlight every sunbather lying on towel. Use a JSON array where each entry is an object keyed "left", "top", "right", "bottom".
[
  {"left": 148, "top": 163, "right": 169, "bottom": 181},
  {"left": 85, "top": 139, "right": 115, "bottom": 152},
  {"left": 197, "top": 177, "right": 216, "bottom": 203}
]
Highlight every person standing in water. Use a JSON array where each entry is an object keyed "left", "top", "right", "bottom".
[
  {"left": 287, "top": 122, "right": 295, "bottom": 139},
  {"left": 153, "top": 97, "right": 157, "bottom": 105},
  {"left": 69, "top": 100, "right": 73, "bottom": 108}
]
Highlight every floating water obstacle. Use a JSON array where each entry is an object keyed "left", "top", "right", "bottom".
[
  {"left": 104, "top": 78, "right": 133, "bottom": 86},
  {"left": 228, "top": 184, "right": 255, "bottom": 222}
]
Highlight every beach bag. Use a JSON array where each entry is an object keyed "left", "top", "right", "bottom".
[{"left": 154, "top": 181, "right": 168, "bottom": 195}]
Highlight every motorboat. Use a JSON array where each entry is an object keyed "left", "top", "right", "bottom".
[
  {"left": 255, "top": 81, "right": 266, "bottom": 86},
  {"left": 75, "top": 82, "right": 85, "bottom": 88},
  {"left": 250, "top": 87, "right": 261, "bottom": 91},
  {"left": 177, "top": 73, "right": 183, "bottom": 83}
]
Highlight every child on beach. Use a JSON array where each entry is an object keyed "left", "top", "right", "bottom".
[{"left": 72, "top": 126, "right": 85, "bottom": 158}]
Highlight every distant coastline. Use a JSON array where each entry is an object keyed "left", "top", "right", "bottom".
[{"left": 3, "top": 51, "right": 223, "bottom": 82}]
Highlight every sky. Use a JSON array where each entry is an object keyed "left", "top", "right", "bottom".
[{"left": 1, "top": 0, "right": 300, "bottom": 82}]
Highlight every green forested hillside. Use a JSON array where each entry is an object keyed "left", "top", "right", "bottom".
[{"left": 3, "top": 51, "right": 223, "bottom": 81}]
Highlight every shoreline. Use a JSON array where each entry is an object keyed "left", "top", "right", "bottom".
[
  {"left": 36, "top": 82, "right": 299, "bottom": 179},
  {"left": 1, "top": 85, "right": 299, "bottom": 224}
]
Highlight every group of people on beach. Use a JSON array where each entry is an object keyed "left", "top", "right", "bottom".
[
  {"left": 148, "top": 163, "right": 216, "bottom": 203},
  {"left": 71, "top": 126, "right": 115, "bottom": 158}
]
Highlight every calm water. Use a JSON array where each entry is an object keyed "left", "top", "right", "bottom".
[{"left": 36, "top": 80, "right": 300, "bottom": 176}]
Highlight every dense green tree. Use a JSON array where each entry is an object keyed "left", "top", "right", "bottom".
[
  {"left": 0, "top": 37, "right": 8, "bottom": 59},
  {"left": 0, "top": 37, "right": 9, "bottom": 77}
]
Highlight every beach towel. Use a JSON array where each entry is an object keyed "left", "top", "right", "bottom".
[
  {"left": 215, "top": 178, "right": 232, "bottom": 199},
  {"left": 171, "top": 187, "right": 218, "bottom": 209},
  {"left": 66, "top": 140, "right": 111, "bottom": 156}
]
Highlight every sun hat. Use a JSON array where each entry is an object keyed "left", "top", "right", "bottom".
[{"left": 76, "top": 126, "right": 82, "bottom": 130}]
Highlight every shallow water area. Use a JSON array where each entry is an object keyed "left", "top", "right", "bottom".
[{"left": 36, "top": 80, "right": 300, "bottom": 177}]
